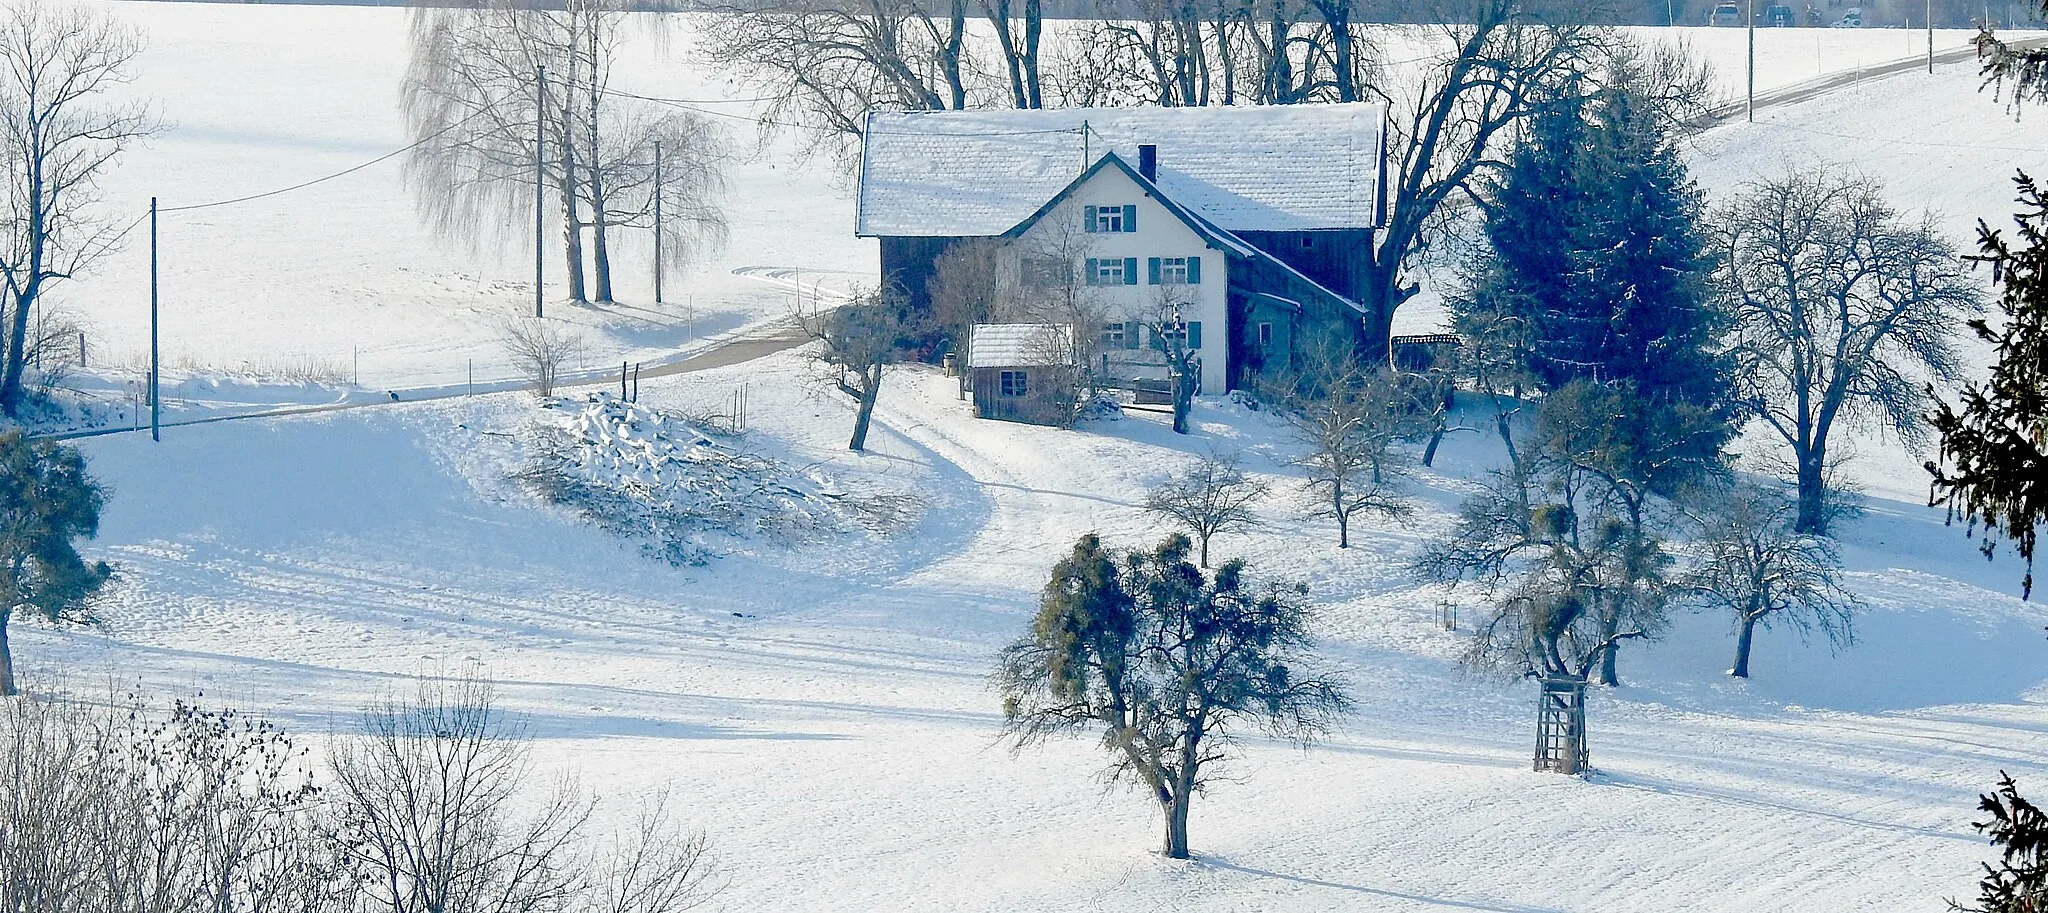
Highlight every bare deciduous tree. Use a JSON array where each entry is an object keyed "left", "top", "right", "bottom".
[
  {"left": 501, "top": 316, "right": 586, "bottom": 399},
  {"left": 329, "top": 676, "right": 589, "bottom": 913},
  {"left": 0, "top": 692, "right": 352, "bottom": 913},
  {"left": 404, "top": 3, "right": 726, "bottom": 305},
  {"left": 801, "top": 290, "right": 920, "bottom": 452},
  {"left": 694, "top": 0, "right": 984, "bottom": 167},
  {"left": 1265, "top": 337, "right": 1421, "bottom": 548},
  {"left": 1713, "top": 170, "right": 1985, "bottom": 535},
  {"left": 1143, "top": 450, "right": 1268, "bottom": 567},
  {"left": 0, "top": 0, "right": 157, "bottom": 416},
  {"left": 1685, "top": 485, "right": 1860, "bottom": 679}
]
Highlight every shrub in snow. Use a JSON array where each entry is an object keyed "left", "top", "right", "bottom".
[{"left": 517, "top": 394, "right": 911, "bottom": 564}]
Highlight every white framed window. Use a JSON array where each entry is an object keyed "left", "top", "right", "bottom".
[
  {"left": 999, "top": 370, "right": 1029, "bottom": 397},
  {"left": 1257, "top": 322, "right": 1273, "bottom": 348},
  {"left": 1085, "top": 204, "right": 1135, "bottom": 233},
  {"left": 1085, "top": 257, "right": 1133, "bottom": 286},
  {"left": 1145, "top": 255, "right": 1202, "bottom": 285},
  {"left": 1102, "top": 322, "right": 1127, "bottom": 348}
]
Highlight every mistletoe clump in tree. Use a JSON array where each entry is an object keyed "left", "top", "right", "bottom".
[{"left": 997, "top": 533, "right": 1349, "bottom": 859}]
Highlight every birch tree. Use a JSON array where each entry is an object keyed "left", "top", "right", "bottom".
[
  {"left": 0, "top": 0, "right": 156, "bottom": 416},
  {"left": 403, "top": 3, "right": 725, "bottom": 305}
]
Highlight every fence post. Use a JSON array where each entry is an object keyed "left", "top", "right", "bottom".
[{"left": 78, "top": 331, "right": 86, "bottom": 368}]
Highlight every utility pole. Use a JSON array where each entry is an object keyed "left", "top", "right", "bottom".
[
  {"left": 535, "top": 65, "right": 547, "bottom": 319},
  {"left": 149, "top": 196, "right": 160, "bottom": 443},
  {"left": 1747, "top": 0, "right": 1757, "bottom": 122},
  {"left": 653, "top": 139, "right": 664, "bottom": 305},
  {"left": 1929, "top": 0, "right": 1937, "bottom": 74}
]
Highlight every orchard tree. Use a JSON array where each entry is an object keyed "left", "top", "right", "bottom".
[
  {"left": 1685, "top": 485, "right": 1860, "bottom": 679},
  {"left": 1266, "top": 339, "right": 1423, "bottom": 549},
  {"left": 803, "top": 290, "right": 920, "bottom": 452},
  {"left": 997, "top": 533, "right": 1348, "bottom": 859},
  {"left": 1713, "top": 170, "right": 1984, "bottom": 535},
  {"left": 1142, "top": 451, "right": 1268, "bottom": 568},
  {"left": 1416, "top": 383, "right": 1685, "bottom": 688},
  {"left": 0, "top": 431, "right": 111, "bottom": 697}
]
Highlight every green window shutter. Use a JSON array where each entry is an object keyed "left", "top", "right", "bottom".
[
  {"left": 1188, "top": 321, "right": 1202, "bottom": 349},
  {"left": 1083, "top": 258, "right": 1099, "bottom": 285},
  {"left": 1123, "top": 205, "right": 1137, "bottom": 232},
  {"left": 1123, "top": 257, "right": 1138, "bottom": 285},
  {"left": 1187, "top": 256, "right": 1202, "bottom": 284},
  {"left": 1147, "top": 257, "right": 1161, "bottom": 285},
  {"left": 1084, "top": 206, "right": 1098, "bottom": 232},
  {"left": 1125, "top": 324, "right": 1140, "bottom": 349}
]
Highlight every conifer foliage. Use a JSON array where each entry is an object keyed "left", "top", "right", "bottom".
[
  {"left": 0, "top": 431, "right": 111, "bottom": 697},
  {"left": 1457, "top": 53, "right": 1729, "bottom": 431},
  {"left": 997, "top": 533, "right": 1348, "bottom": 859},
  {"left": 1929, "top": 174, "right": 2048, "bottom": 600}
]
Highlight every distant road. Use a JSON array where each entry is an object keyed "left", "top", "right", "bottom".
[
  {"left": 33, "top": 271, "right": 827, "bottom": 443},
  {"left": 1698, "top": 36, "right": 2048, "bottom": 125}
]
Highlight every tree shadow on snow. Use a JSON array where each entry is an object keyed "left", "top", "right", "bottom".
[{"left": 1197, "top": 858, "right": 1568, "bottom": 913}]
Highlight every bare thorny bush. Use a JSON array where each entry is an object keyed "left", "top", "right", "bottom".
[{"left": 0, "top": 677, "right": 719, "bottom": 913}]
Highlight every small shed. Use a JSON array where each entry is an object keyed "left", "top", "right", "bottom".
[{"left": 966, "top": 323, "right": 1077, "bottom": 425}]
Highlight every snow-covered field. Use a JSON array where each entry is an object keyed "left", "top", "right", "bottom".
[{"left": 11, "top": 5, "right": 2048, "bottom": 911}]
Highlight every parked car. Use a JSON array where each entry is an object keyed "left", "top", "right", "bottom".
[
  {"left": 1835, "top": 6, "right": 1863, "bottom": 26},
  {"left": 1764, "top": 3, "right": 1795, "bottom": 25},
  {"left": 1710, "top": 2, "right": 1743, "bottom": 25}
]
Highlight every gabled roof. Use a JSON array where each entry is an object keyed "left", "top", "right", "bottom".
[
  {"left": 996, "top": 152, "right": 1366, "bottom": 317},
  {"left": 968, "top": 324, "right": 1076, "bottom": 368},
  {"left": 856, "top": 104, "right": 1384, "bottom": 238},
  {"left": 998, "top": 152, "right": 1255, "bottom": 258}
]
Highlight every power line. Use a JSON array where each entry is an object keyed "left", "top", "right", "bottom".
[{"left": 159, "top": 96, "right": 509, "bottom": 214}]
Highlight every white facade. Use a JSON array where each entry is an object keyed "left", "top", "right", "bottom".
[{"left": 1003, "top": 164, "right": 1232, "bottom": 394}]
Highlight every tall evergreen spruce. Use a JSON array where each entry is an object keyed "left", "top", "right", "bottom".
[{"left": 1459, "top": 71, "right": 1731, "bottom": 457}]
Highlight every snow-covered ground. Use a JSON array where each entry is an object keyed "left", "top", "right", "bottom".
[
  {"left": 23, "top": 341, "right": 2045, "bottom": 911},
  {"left": 53, "top": 2, "right": 872, "bottom": 406},
  {"left": 10, "top": 7, "right": 2048, "bottom": 910}
]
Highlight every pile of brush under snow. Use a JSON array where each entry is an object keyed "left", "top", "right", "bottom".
[{"left": 518, "top": 394, "right": 911, "bottom": 564}]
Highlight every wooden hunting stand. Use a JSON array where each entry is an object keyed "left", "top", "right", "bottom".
[{"left": 1534, "top": 674, "right": 1589, "bottom": 776}]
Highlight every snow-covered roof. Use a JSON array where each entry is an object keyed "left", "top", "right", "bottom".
[
  {"left": 967, "top": 324, "right": 1075, "bottom": 368},
  {"left": 857, "top": 104, "right": 1384, "bottom": 237}
]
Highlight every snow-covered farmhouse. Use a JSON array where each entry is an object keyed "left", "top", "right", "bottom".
[{"left": 856, "top": 104, "right": 1386, "bottom": 396}]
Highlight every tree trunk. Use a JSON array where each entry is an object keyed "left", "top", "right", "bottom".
[
  {"left": 1422, "top": 425, "right": 1445, "bottom": 467},
  {"left": 587, "top": 67, "right": 614, "bottom": 303},
  {"left": 1163, "top": 791, "right": 1191, "bottom": 859},
  {"left": 1334, "top": 480, "right": 1350, "bottom": 549},
  {"left": 1171, "top": 362, "right": 1193, "bottom": 435},
  {"left": 1731, "top": 614, "right": 1758, "bottom": 678},
  {"left": 849, "top": 368, "right": 881, "bottom": 451},
  {"left": 557, "top": 94, "right": 588, "bottom": 304},
  {"left": 1795, "top": 449, "right": 1828, "bottom": 535},
  {"left": 0, "top": 610, "right": 16, "bottom": 697},
  {"left": 0, "top": 283, "right": 32, "bottom": 416},
  {"left": 1197, "top": 534, "right": 1210, "bottom": 568},
  {"left": 1021, "top": 0, "right": 1042, "bottom": 107},
  {"left": 1596, "top": 602, "right": 1622, "bottom": 687}
]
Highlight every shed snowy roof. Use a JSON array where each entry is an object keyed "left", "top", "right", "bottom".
[
  {"left": 967, "top": 324, "right": 1075, "bottom": 369},
  {"left": 857, "top": 104, "right": 1384, "bottom": 237}
]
